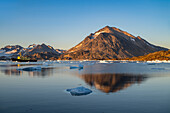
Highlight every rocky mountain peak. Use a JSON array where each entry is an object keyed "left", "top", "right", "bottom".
[
  {"left": 41, "top": 43, "right": 46, "bottom": 46},
  {"left": 48, "top": 45, "right": 54, "bottom": 49},
  {"left": 90, "top": 26, "right": 136, "bottom": 40},
  {"left": 60, "top": 26, "right": 168, "bottom": 60},
  {"left": 94, "top": 26, "right": 113, "bottom": 35},
  {"left": 136, "top": 36, "right": 142, "bottom": 40},
  {"left": 28, "top": 44, "right": 37, "bottom": 48}
]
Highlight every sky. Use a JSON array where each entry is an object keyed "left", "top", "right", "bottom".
[{"left": 0, "top": 0, "right": 170, "bottom": 50}]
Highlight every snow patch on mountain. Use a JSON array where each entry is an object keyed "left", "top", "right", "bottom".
[
  {"left": 56, "top": 49, "right": 66, "bottom": 54},
  {"left": 91, "top": 31, "right": 106, "bottom": 39},
  {"left": 130, "top": 37, "right": 135, "bottom": 42},
  {"left": 27, "top": 44, "right": 37, "bottom": 49},
  {"left": 5, "top": 49, "right": 17, "bottom": 54},
  {"left": 143, "top": 41, "right": 155, "bottom": 49}
]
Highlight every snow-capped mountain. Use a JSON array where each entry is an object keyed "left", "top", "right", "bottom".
[
  {"left": 56, "top": 49, "right": 66, "bottom": 54},
  {"left": 60, "top": 26, "right": 168, "bottom": 60},
  {"left": 0, "top": 45, "right": 23, "bottom": 58},
  {"left": 24, "top": 43, "right": 60, "bottom": 60},
  {"left": 27, "top": 44, "right": 37, "bottom": 49},
  {"left": 0, "top": 43, "right": 65, "bottom": 60}
]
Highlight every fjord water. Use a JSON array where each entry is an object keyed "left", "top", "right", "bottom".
[{"left": 0, "top": 62, "right": 170, "bottom": 113}]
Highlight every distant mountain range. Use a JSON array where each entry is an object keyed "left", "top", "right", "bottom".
[
  {"left": 0, "top": 26, "right": 169, "bottom": 60},
  {"left": 60, "top": 26, "right": 168, "bottom": 60},
  {"left": 0, "top": 43, "right": 66, "bottom": 60}
]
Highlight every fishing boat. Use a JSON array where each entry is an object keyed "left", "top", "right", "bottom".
[{"left": 11, "top": 52, "right": 37, "bottom": 62}]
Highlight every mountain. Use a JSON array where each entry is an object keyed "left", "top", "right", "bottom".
[
  {"left": 60, "top": 26, "right": 168, "bottom": 60},
  {"left": 0, "top": 45, "right": 23, "bottom": 60},
  {"left": 24, "top": 43, "right": 60, "bottom": 60},
  {"left": 56, "top": 49, "right": 66, "bottom": 54},
  {"left": 0, "top": 43, "right": 64, "bottom": 60},
  {"left": 0, "top": 45, "right": 23, "bottom": 53},
  {"left": 127, "top": 50, "right": 170, "bottom": 61}
]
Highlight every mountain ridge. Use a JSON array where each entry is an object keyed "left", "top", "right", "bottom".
[
  {"left": 0, "top": 26, "right": 169, "bottom": 60},
  {"left": 60, "top": 26, "right": 168, "bottom": 60},
  {"left": 126, "top": 50, "right": 170, "bottom": 61},
  {"left": 0, "top": 43, "right": 66, "bottom": 60}
]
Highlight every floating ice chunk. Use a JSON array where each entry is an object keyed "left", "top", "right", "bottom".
[
  {"left": 70, "top": 64, "right": 83, "bottom": 70},
  {"left": 70, "top": 66, "right": 78, "bottom": 69},
  {"left": 42, "top": 62, "right": 49, "bottom": 66},
  {"left": 17, "top": 66, "right": 41, "bottom": 71},
  {"left": 78, "top": 64, "right": 83, "bottom": 69},
  {"left": 147, "top": 63, "right": 156, "bottom": 65},
  {"left": 99, "top": 60, "right": 108, "bottom": 63},
  {"left": 66, "top": 86, "right": 92, "bottom": 96},
  {"left": 151, "top": 68, "right": 165, "bottom": 70}
]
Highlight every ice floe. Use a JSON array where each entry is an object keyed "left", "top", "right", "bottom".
[
  {"left": 151, "top": 68, "right": 165, "bottom": 70},
  {"left": 70, "top": 64, "right": 83, "bottom": 70},
  {"left": 66, "top": 86, "right": 92, "bottom": 96},
  {"left": 99, "top": 60, "right": 108, "bottom": 64},
  {"left": 147, "top": 63, "right": 156, "bottom": 65},
  {"left": 17, "top": 66, "right": 41, "bottom": 71}
]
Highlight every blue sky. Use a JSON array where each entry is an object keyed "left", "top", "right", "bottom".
[{"left": 0, "top": 0, "right": 170, "bottom": 49}]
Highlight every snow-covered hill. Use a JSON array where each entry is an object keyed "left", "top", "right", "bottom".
[{"left": 0, "top": 44, "right": 66, "bottom": 60}]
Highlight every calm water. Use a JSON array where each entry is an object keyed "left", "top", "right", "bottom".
[{"left": 0, "top": 61, "right": 170, "bottom": 113}]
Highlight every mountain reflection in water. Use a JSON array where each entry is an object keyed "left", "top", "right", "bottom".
[
  {"left": 1, "top": 68, "right": 54, "bottom": 77},
  {"left": 79, "top": 73, "right": 147, "bottom": 93}
]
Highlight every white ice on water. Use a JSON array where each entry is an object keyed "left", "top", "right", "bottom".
[
  {"left": 70, "top": 63, "right": 83, "bottom": 69},
  {"left": 151, "top": 68, "right": 165, "bottom": 70},
  {"left": 99, "top": 60, "right": 108, "bottom": 64},
  {"left": 17, "top": 66, "right": 41, "bottom": 71},
  {"left": 66, "top": 86, "right": 92, "bottom": 96}
]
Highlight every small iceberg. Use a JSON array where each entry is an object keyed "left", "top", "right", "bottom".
[
  {"left": 42, "top": 62, "right": 49, "bottom": 66},
  {"left": 151, "top": 68, "right": 165, "bottom": 70},
  {"left": 17, "top": 66, "right": 41, "bottom": 71},
  {"left": 66, "top": 86, "right": 92, "bottom": 96},
  {"left": 99, "top": 60, "right": 108, "bottom": 64},
  {"left": 70, "top": 64, "right": 83, "bottom": 70},
  {"left": 147, "top": 63, "right": 156, "bottom": 65},
  {"left": 70, "top": 66, "right": 79, "bottom": 69}
]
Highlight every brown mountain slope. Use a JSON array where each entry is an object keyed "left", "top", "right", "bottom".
[
  {"left": 126, "top": 50, "right": 170, "bottom": 61},
  {"left": 24, "top": 43, "right": 60, "bottom": 60},
  {"left": 60, "top": 26, "right": 168, "bottom": 60}
]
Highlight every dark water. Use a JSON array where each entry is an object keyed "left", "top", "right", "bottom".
[{"left": 0, "top": 62, "right": 170, "bottom": 113}]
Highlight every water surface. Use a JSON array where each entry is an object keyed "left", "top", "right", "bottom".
[{"left": 0, "top": 61, "right": 170, "bottom": 113}]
